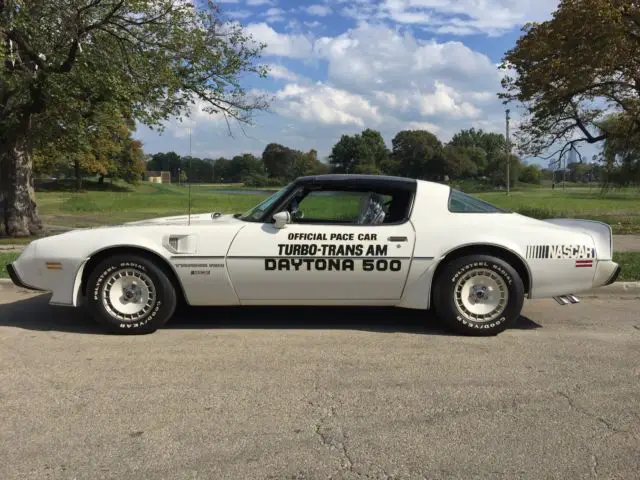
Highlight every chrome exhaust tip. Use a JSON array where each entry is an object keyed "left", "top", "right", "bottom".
[{"left": 553, "top": 294, "right": 580, "bottom": 305}]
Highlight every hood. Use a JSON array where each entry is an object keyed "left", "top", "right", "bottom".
[{"left": 124, "top": 212, "right": 242, "bottom": 226}]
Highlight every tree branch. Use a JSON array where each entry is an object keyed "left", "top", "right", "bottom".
[{"left": 55, "top": 0, "right": 126, "bottom": 73}]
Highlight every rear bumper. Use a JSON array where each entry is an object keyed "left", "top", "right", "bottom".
[
  {"left": 603, "top": 264, "right": 621, "bottom": 286},
  {"left": 593, "top": 260, "right": 621, "bottom": 288},
  {"left": 6, "top": 263, "right": 46, "bottom": 291}
]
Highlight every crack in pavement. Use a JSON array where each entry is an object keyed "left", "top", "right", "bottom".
[
  {"left": 557, "top": 391, "right": 631, "bottom": 435},
  {"left": 310, "top": 376, "right": 394, "bottom": 480},
  {"left": 591, "top": 454, "right": 599, "bottom": 480}
]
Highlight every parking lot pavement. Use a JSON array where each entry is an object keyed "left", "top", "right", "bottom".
[{"left": 0, "top": 292, "right": 638, "bottom": 480}]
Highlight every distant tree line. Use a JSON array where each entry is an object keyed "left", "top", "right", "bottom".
[
  {"left": 145, "top": 128, "right": 549, "bottom": 189},
  {"left": 34, "top": 121, "right": 638, "bottom": 192}
]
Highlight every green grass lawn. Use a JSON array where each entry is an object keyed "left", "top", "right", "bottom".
[
  {"left": 29, "top": 182, "right": 640, "bottom": 234},
  {"left": 2, "top": 250, "right": 638, "bottom": 281},
  {"left": 477, "top": 187, "right": 640, "bottom": 234},
  {"left": 1, "top": 252, "right": 18, "bottom": 278},
  {"left": 612, "top": 252, "right": 640, "bottom": 282},
  {"left": 35, "top": 183, "right": 264, "bottom": 227}
]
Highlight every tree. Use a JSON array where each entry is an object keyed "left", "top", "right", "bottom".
[
  {"left": 499, "top": 0, "right": 640, "bottom": 159},
  {"left": 485, "top": 153, "right": 522, "bottom": 188},
  {"left": 519, "top": 164, "right": 542, "bottom": 184},
  {"left": 391, "top": 130, "right": 444, "bottom": 180},
  {"left": 442, "top": 145, "right": 478, "bottom": 179},
  {"left": 328, "top": 129, "right": 389, "bottom": 173},
  {"left": 31, "top": 102, "right": 142, "bottom": 189},
  {"left": 227, "top": 153, "right": 265, "bottom": 183},
  {"left": 448, "top": 128, "right": 504, "bottom": 175},
  {"left": 598, "top": 113, "right": 640, "bottom": 187},
  {"left": 0, "top": 0, "right": 269, "bottom": 236},
  {"left": 329, "top": 134, "right": 361, "bottom": 173},
  {"left": 261, "top": 143, "right": 297, "bottom": 180}
]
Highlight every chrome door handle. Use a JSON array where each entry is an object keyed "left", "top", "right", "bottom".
[{"left": 388, "top": 236, "right": 407, "bottom": 242}]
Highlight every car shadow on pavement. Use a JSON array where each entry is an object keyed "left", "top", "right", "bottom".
[{"left": 0, "top": 293, "right": 542, "bottom": 335}]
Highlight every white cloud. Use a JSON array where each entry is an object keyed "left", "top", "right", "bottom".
[
  {"left": 137, "top": 5, "right": 557, "bottom": 161},
  {"left": 261, "top": 7, "right": 286, "bottom": 23},
  {"left": 274, "top": 83, "right": 382, "bottom": 127},
  {"left": 245, "top": 23, "right": 314, "bottom": 58},
  {"left": 247, "top": 0, "right": 275, "bottom": 5},
  {"left": 226, "top": 9, "right": 253, "bottom": 19},
  {"left": 414, "top": 81, "right": 481, "bottom": 118},
  {"left": 267, "top": 64, "right": 301, "bottom": 82},
  {"left": 305, "top": 4, "right": 333, "bottom": 16},
  {"left": 314, "top": 23, "right": 501, "bottom": 94},
  {"left": 330, "top": 0, "right": 558, "bottom": 36}
]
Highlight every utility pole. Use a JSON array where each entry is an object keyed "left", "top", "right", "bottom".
[{"left": 505, "top": 109, "right": 511, "bottom": 195}]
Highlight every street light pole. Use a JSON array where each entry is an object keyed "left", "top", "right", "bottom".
[{"left": 505, "top": 109, "right": 511, "bottom": 195}]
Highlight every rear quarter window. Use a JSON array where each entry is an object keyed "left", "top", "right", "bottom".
[{"left": 448, "top": 189, "right": 507, "bottom": 213}]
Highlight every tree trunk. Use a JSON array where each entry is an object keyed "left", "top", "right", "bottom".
[
  {"left": 74, "top": 161, "right": 83, "bottom": 190},
  {"left": 98, "top": 175, "right": 105, "bottom": 185},
  {"left": 0, "top": 122, "right": 43, "bottom": 237}
]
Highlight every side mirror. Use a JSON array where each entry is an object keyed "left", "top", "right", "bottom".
[{"left": 272, "top": 211, "right": 291, "bottom": 229}]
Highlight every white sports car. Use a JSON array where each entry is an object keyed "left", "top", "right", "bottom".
[{"left": 7, "top": 174, "right": 620, "bottom": 336}]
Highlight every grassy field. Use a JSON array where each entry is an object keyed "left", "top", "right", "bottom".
[
  {"left": 478, "top": 187, "right": 640, "bottom": 234},
  {"left": 1, "top": 252, "right": 17, "bottom": 278},
  {"left": 1, "top": 250, "right": 638, "bottom": 281},
  {"left": 27, "top": 181, "right": 640, "bottom": 234}
]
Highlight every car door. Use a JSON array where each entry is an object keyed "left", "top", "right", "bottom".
[{"left": 226, "top": 189, "right": 416, "bottom": 303}]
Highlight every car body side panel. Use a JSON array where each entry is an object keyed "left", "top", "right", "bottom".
[
  {"left": 399, "top": 181, "right": 600, "bottom": 308},
  {"left": 11, "top": 222, "right": 244, "bottom": 306}
]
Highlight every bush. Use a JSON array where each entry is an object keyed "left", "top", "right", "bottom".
[
  {"left": 516, "top": 207, "right": 566, "bottom": 219},
  {"left": 449, "top": 179, "right": 496, "bottom": 193},
  {"left": 243, "top": 174, "right": 285, "bottom": 187}
]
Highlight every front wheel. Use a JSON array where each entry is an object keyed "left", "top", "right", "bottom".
[
  {"left": 432, "top": 254, "right": 525, "bottom": 336},
  {"left": 85, "top": 254, "right": 177, "bottom": 334}
]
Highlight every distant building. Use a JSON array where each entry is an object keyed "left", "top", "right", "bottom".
[{"left": 145, "top": 171, "right": 171, "bottom": 183}]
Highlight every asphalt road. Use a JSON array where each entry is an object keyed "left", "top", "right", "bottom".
[{"left": 0, "top": 291, "right": 639, "bottom": 480}]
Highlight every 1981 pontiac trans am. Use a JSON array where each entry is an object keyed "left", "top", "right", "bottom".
[{"left": 7, "top": 174, "right": 621, "bottom": 336}]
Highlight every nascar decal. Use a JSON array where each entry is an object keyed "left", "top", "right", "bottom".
[{"left": 526, "top": 244, "right": 596, "bottom": 260}]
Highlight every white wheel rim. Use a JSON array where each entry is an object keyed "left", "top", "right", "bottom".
[
  {"left": 454, "top": 268, "right": 508, "bottom": 323},
  {"left": 101, "top": 269, "right": 157, "bottom": 322}
]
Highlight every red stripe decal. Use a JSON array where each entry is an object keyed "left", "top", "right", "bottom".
[{"left": 575, "top": 259, "right": 593, "bottom": 268}]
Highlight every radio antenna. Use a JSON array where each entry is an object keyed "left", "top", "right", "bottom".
[{"left": 188, "top": 126, "right": 192, "bottom": 226}]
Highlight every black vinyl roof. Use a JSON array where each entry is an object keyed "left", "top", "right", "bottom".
[{"left": 294, "top": 174, "right": 417, "bottom": 192}]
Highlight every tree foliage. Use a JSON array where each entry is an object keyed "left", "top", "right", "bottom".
[
  {"left": 0, "top": 0, "right": 269, "bottom": 236},
  {"left": 328, "top": 129, "right": 390, "bottom": 174},
  {"left": 32, "top": 103, "right": 145, "bottom": 189},
  {"left": 499, "top": 0, "right": 640, "bottom": 159},
  {"left": 598, "top": 113, "right": 640, "bottom": 186}
]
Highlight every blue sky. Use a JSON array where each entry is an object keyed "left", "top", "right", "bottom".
[{"left": 136, "top": 0, "right": 590, "bottom": 167}]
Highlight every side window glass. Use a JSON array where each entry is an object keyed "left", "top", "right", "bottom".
[
  {"left": 293, "top": 190, "right": 392, "bottom": 224},
  {"left": 448, "top": 189, "right": 506, "bottom": 213}
]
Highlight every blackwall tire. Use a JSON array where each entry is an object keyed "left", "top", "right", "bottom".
[
  {"left": 432, "top": 254, "right": 525, "bottom": 336},
  {"left": 85, "top": 254, "right": 177, "bottom": 334}
]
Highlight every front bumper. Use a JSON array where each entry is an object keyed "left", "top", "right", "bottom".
[{"left": 6, "top": 263, "right": 46, "bottom": 291}]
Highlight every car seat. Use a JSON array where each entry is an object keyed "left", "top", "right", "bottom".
[{"left": 357, "top": 192, "right": 386, "bottom": 225}]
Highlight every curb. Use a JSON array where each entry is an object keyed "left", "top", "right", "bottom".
[{"left": 1, "top": 278, "right": 639, "bottom": 298}]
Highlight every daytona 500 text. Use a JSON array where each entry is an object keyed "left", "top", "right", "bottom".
[{"left": 265, "top": 258, "right": 403, "bottom": 272}]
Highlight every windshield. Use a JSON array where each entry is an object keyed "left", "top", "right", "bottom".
[{"left": 239, "top": 184, "right": 293, "bottom": 222}]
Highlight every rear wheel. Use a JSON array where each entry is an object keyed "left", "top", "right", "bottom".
[
  {"left": 432, "top": 254, "right": 525, "bottom": 336},
  {"left": 85, "top": 254, "right": 177, "bottom": 334}
]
